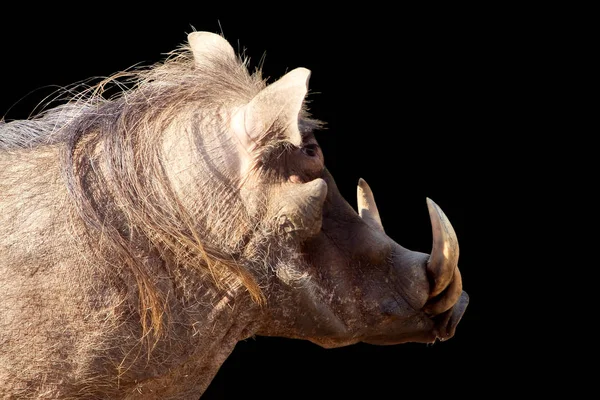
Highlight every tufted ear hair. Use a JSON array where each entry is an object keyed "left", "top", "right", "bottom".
[
  {"left": 232, "top": 68, "right": 310, "bottom": 155},
  {"left": 188, "top": 31, "right": 236, "bottom": 63}
]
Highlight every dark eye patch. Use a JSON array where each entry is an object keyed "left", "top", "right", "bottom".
[{"left": 301, "top": 143, "right": 319, "bottom": 157}]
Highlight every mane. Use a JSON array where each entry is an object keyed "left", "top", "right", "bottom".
[
  {"left": 0, "top": 103, "right": 89, "bottom": 148},
  {"left": 1, "top": 44, "right": 263, "bottom": 149},
  {"left": 0, "top": 42, "right": 286, "bottom": 342}
]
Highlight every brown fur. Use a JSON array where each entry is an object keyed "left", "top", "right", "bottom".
[
  {"left": 0, "top": 42, "right": 309, "bottom": 397},
  {"left": 1, "top": 45, "right": 311, "bottom": 340},
  {"left": 0, "top": 33, "right": 467, "bottom": 399}
]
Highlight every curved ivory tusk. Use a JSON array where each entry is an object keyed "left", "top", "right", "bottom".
[
  {"left": 357, "top": 178, "right": 384, "bottom": 232},
  {"left": 424, "top": 267, "right": 463, "bottom": 316},
  {"left": 426, "top": 198, "right": 459, "bottom": 298}
]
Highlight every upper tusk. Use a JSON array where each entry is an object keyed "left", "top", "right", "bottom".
[
  {"left": 357, "top": 178, "right": 384, "bottom": 232},
  {"left": 426, "top": 198, "right": 459, "bottom": 298}
]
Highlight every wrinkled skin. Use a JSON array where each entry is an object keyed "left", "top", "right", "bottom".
[
  {"left": 0, "top": 32, "right": 468, "bottom": 399},
  {"left": 253, "top": 142, "right": 468, "bottom": 349}
]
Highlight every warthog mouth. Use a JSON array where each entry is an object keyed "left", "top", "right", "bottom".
[
  {"left": 431, "top": 290, "right": 469, "bottom": 342},
  {"left": 362, "top": 291, "right": 469, "bottom": 345}
]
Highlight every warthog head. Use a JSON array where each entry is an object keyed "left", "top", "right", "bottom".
[{"left": 169, "top": 32, "right": 469, "bottom": 347}]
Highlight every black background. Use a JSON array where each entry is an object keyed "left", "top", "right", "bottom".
[{"left": 1, "top": 5, "right": 567, "bottom": 399}]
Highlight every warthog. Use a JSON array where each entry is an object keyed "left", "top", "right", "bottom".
[{"left": 0, "top": 31, "right": 468, "bottom": 399}]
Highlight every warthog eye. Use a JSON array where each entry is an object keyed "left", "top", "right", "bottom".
[{"left": 301, "top": 143, "right": 319, "bottom": 157}]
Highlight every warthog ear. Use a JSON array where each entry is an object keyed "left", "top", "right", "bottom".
[
  {"left": 188, "top": 31, "right": 236, "bottom": 62},
  {"left": 272, "top": 178, "right": 327, "bottom": 239},
  {"left": 233, "top": 68, "right": 310, "bottom": 153}
]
